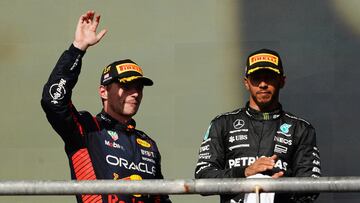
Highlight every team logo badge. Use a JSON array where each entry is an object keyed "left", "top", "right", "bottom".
[
  {"left": 233, "top": 119, "right": 245, "bottom": 129},
  {"left": 280, "top": 123, "right": 291, "bottom": 134},
  {"left": 107, "top": 131, "right": 118, "bottom": 141}
]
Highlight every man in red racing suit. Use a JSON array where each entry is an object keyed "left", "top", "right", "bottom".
[{"left": 41, "top": 10, "right": 171, "bottom": 203}]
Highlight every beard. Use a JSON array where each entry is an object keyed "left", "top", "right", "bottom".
[{"left": 252, "top": 91, "right": 280, "bottom": 111}]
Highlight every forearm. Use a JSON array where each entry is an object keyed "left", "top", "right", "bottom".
[
  {"left": 195, "top": 162, "right": 246, "bottom": 179},
  {"left": 41, "top": 44, "right": 85, "bottom": 107},
  {"left": 289, "top": 127, "right": 321, "bottom": 202},
  {"left": 41, "top": 44, "right": 86, "bottom": 143}
]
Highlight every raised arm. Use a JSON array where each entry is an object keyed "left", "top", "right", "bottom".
[{"left": 41, "top": 11, "right": 106, "bottom": 151}]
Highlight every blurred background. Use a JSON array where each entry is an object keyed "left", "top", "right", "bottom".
[{"left": 1, "top": 0, "right": 360, "bottom": 202}]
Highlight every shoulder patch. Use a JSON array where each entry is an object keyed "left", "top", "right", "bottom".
[{"left": 203, "top": 124, "right": 212, "bottom": 140}]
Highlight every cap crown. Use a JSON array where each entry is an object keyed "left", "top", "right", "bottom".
[
  {"left": 245, "top": 49, "right": 284, "bottom": 76},
  {"left": 100, "top": 59, "right": 153, "bottom": 86}
]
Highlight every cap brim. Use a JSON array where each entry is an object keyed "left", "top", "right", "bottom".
[
  {"left": 118, "top": 76, "right": 154, "bottom": 86},
  {"left": 247, "top": 67, "right": 281, "bottom": 75}
]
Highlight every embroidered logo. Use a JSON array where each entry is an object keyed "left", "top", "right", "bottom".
[
  {"left": 136, "top": 138, "right": 151, "bottom": 148},
  {"left": 107, "top": 130, "right": 118, "bottom": 141},
  {"left": 280, "top": 123, "right": 292, "bottom": 134},
  {"left": 233, "top": 119, "right": 245, "bottom": 129}
]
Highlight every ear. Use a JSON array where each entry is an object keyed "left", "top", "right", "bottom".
[
  {"left": 244, "top": 77, "right": 250, "bottom": 90},
  {"left": 279, "top": 76, "right": 286, "bottom": 89},
  {"left": 98, "top": 85, "right": 108, "bottom": 100}
]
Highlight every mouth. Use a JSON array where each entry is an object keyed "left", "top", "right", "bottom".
[
  {"left": 127, "top": 100, "right": 139, "bottom": 105},
  {"left": 257, "top": 91, "right": 271, "bottom": 95}
]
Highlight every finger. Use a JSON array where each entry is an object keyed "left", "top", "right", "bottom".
[
  {"left": 258, "top": 163, "right": 275, "bottom": 169},
  {"left": 262, "top": 164, "right": 274, "bottom": 171},
  {"left": 92, "top": 15, "right": 101, "bottom": 30},
  {"left": 270, "top": 154, "right": 278, "bottom": 160},
  {"left": 271, "top": 171, "right": 284, "bottom": 179},
  {"left": 259, "top": 156, "right": 276, "bottom": 162},
  {"left": 96, "top": 15, "right": 101, "bottom": 23},
  {"left": 96, "top": 29, "right": 108, "bottom": 41},
  {"left": 250, "top": 164, "right": 272, "bottom": 173},
  {"left": 82, "top": 11, "right": 93, "bottom": 23},
  {"left": 82, "top": 11, "right": 92, "bottom": 24},
  {"left": 254, "top": 158, "right": 275, "bottom": 166},
  {"left": 88, "top": 11, "right": 95, "bottom": 22},
  {"left": 78, "top": 13, "right": 88, "bottom": 25}
]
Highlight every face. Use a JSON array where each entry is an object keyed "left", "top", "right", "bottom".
[
  {"left": 101, "top": 80, "right": 144, "bottom": 121},
  {"left": 244, "top": 69, "right": 285, "bottom": 111}
]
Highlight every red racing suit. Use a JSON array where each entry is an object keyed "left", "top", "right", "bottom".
[
  {"left": 195, "top": 103, "right": 321, "bottom": 203},
  {"left": 41, "top": 44, "right": 171, "bottom": 203}
]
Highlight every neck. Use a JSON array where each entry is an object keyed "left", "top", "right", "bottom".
[
  {"left": 112, "top": 114, "right": 132, "bottom": 124},
  {"left": 104, "top": 108, "right": 132, "bottom": 124}
]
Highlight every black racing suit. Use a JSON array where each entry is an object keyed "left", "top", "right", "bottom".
[
  {"left": 195, "top": 103, "right": 321, "bottom": 203},
  {"left": 41, "top": 44, "right": 171, "bottom": 203}
]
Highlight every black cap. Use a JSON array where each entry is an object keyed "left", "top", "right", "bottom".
[
  {"left": 245, "top": 49, "right": 284, "bottom": 77},
  {"left": 100, "top": 59, "right": 153, "bottom": 86}
]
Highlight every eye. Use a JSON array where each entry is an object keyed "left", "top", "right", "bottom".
[
  {"left": 120, "top": 82, "right": 144, "bottom": 91},
  {"left": 121, "top": 83, "right": 130, "bottom": 90}
]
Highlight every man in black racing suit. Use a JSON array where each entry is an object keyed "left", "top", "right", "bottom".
[
  {"left": 195, "top": 49, "right": 321, "bottom": 203},
  {"left": 41, "top": 11, "right": 171, "bottom": 203}
]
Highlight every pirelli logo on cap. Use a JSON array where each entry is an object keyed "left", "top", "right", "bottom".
[
  {"left": 249, "top": 53, "right": 279, "bottom": 66},
  {"left": 116, "top": 63, "right": 143, "bottom": 75}
]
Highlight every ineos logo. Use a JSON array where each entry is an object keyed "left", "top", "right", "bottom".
[{"left": 233, "top": 119, "right": 244, "bottom": 129}]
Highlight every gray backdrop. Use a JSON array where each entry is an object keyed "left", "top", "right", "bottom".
[{"left": 0, "top": 0, "right": 359, "bottom": 202}]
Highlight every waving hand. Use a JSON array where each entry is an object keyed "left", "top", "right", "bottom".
[{"left": 73, "top": 10, "right": 107, "bottom": 51}]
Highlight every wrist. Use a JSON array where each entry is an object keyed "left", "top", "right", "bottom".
[
  {"left": 73, "top": 41, "right": 88, "bottom": 51},
  {"left": 244, "top": 167, "right": 255, "bottom": 177},
  {"left": 244, "top": 168, "right": 249, "bottom": 177},
  {"left": 69, "top": 44, "right": 86, "bottom": 57}
]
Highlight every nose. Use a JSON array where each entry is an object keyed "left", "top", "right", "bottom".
[
  {"left": 128, "top": 88, "right": 140, "bottom": 96},
  {"left": 130, "top": 86, "right": 144, "bottom": 98},
  {"left": 258, "top": 80, "right": 268, "bottom": 89}
]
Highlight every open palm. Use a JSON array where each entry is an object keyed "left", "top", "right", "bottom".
[{"left": 73, "top": 11, "right": 107, "bottom": 51}]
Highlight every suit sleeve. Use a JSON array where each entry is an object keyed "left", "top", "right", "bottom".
[
  {"left": 194, "top": 119, "right": 246, "bottom": 179},
  {"left": 290, "top": 124, "right": 321, "bottom": 202},
  {"left": 40, "top": 44, "right": 87, "bottom": 152}
]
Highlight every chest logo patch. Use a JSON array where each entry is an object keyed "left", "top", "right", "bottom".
[
  {"left": 233, "top": 119, "right": 245, "bottom": 129},
  {"left": 137, "top": 138, "right": 151, "bottom": 148},
  {"left": 280, "top": 123, "right": 292, "bottom": 134},
  {"left": 107, "top": 130, "right": 119, "bottom": 141}
]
